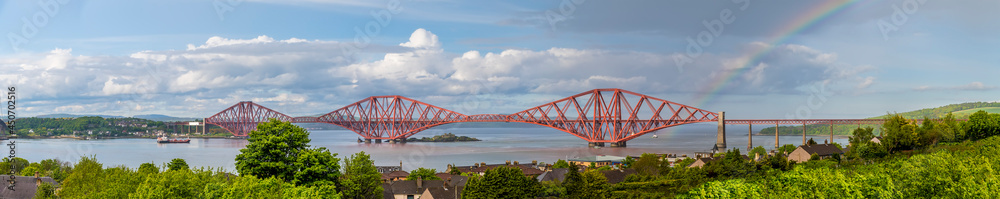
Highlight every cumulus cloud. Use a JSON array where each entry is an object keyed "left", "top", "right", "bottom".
[{"left": 0, "top": 29, "right": 869, "bottom": 117}]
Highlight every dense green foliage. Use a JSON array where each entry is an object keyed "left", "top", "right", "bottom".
[
  {"left": 340, "top": 151, "right": 383, "bottom": 199},
  {"left": 551, "top": 159, "right": 571, "bottom": 169},
  {"left": 405, "top": 132, "right": 480, "bottom": 142},
  {"left": 683, "top": 136, "right": 1000, "bottom": 198},
  {"left": 168, "top": 158, "right": 189, "bottom": 171},
  {"left": 463, "top": 166, "right": 541, "bottom": 199},
  {"left": 235, "top": 118, "right": 341, "bottom": 187},
  {"left": 406, "top": 167, "right": 442, "bottom": 181},
  {"left": 11, "top": 116, "right": 168, "bottom": 137}
]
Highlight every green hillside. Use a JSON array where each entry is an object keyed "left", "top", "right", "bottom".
[{"left": 759, "top": 102, "right": 1000, "bottom": 136}]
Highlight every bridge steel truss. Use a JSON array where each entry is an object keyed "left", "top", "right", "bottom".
[{"left": 202, "top": 89, "right": 919, "bottom": 147}]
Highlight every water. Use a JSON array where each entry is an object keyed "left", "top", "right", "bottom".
[{"left": 12, "top": 123, "right": 847, "bottom": 172}]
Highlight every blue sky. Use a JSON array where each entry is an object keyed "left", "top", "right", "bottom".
[{"left": 1, "top": 0, "right": 998, "bottom": 119}]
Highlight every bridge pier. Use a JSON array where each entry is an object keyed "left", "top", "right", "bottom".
[
  {"left": 375, "top": 139, "right": 382, "bottom": 143},
  {"left": 588, "top": 142, "right": 605, "bottom": 147},
  {"left": 716, "top": 112, "right": 727, "bottom": 151},
  {"left": 364, "top": 139, "right": 372, "bottom": 143},
  {"left": 609, "top": 141, "right": 627, "bottom": 148}
]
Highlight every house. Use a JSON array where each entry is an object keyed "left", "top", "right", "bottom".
[
  {"left": 0, "top": 174, "right": 59, "bottom": 199},
  {"left": 383, "top": 176, "right": 468, "bottom": 199},
  {"left": 787, "top": 143, "right": 844, "bottom": 162},
  {"left": 419, "top": 186, "right": 463, "bottom": 199},
  {"left": 449, "top": 161, "right": 544, "bottom": 177},
  {"left": 382, "top": 170, "right": 410, "bottom": 182},
  {"left": 600, "top": 169, "right": 637, "bottom": 184},
  {"left": 537, "top": 168, "right": 569, "bottom": 182},
  {"left": 870, "top": 136, "right": 883, "bottom": 144},
  {"left": 376, "top": 161, "right": 404, "bottom": 173},
  {"left": 567, "top": 155, "right": 627, "bottom": 167}
]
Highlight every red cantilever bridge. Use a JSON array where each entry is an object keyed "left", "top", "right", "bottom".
[{"left": 202, "top": 89, "right": 897, "bottom": 148}]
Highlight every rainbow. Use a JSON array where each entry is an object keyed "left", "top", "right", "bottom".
[{"left": 692, "top": 0, "right": 863, "bottom": 107}]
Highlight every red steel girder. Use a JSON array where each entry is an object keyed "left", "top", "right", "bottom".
[
  {"left": 316, "top": 96, "right": 466, "bottom": 140},
  {"left": 507, "top": 88, "right": 718, "bottom": 143},
  {"left": 204, "top": 101, "right": 293, "bottom": 137}
]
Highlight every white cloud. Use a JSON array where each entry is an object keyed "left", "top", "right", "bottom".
[{"left": 0, "top": 29, "right": 870, "bottom": 117}]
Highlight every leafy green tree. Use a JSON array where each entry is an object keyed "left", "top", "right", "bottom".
[
  {"left": 882, "top": 114, "right": 918, "bottom": 151},
  {"left": 407, "top": 167, "right": 442, "bottom": 181},
  {"left": 340, "top": 151, "right": 382, "bottom": 199},
  {"left": 168, "top": 158, "right": 189, "bottom": 171},
  {"left": 806, "top": 138, "right": 818, "bottom": 145},
  {"left": 621, "top": 156, "right": 635, "bottom": 169},
  {"left": 130, "top": 169, "right": 210, "bottom": 198},
  {"left": 749, "top": 146, "right": 768, "bottom": 160},
  {"left": 633, "top": 153, "right": 662, "bottom": 176},
  {"left": 34, "top": 182, "right": 56, "bottom": 199},
  {"left": 562, "top": 163, "right": 583, "bottom": 195},
  {"left": 202, "top": 175, "right": 340, "bottom": 199},
  {"left": 58, "top": 156, "right": 104, "bottom": 197},
  {"left": 291, "top": 147, "right": 341, "bottom": 187},
  {"left": 963, "top": 110, "right": 1000, "bottom": 141},
  {"left": 236, "top": 119, "right": 341, "bottom": 187},
  {"left": 552, "top": 159, "right": 570, "bottom": 169},
  {"left": 777, "top": 144, "right": 798, "bottom": 155},
  {"left": 139, "top": 162, "right": 159, "bottom": 174},
  {"left": 576, "top": 170, "right": 610, "bottom": 198},
  {"left": 463, "top": 166, "right": 541, "bottom": 199}
]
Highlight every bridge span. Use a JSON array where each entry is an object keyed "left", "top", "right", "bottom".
[{"left": 202, "top": 89, "right": 908, "bottom": 148}]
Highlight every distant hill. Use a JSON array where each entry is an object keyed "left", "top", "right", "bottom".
[
  {"left": 760, "top": 101, "right": 1000, "bottom": 136},
  {"left": 35, "top": 114, "right": 123, "bottom": 118},
  {"left": 872, "top": 102, "right": 1000, "bottom": 119},
  {"left": 132, "top": 114, "right": 200, "bottom": 122}
]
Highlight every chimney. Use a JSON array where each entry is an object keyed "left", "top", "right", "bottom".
[
  {"left": 417, "top": 177, "right": 423, "bottom": 189},
  {"left": 35, "top": 171, "right": 41, "bottom": 186},
  {"left": 825, "top": 139, "right": 829, "bottom": 144},
  {"left": 505, "top": 160, "right": 511, "bottom": 165},
  {"left": 481, "top": 162, "right": 486, "bottom": 167},
  {"left": 513, "top": 161, "right": 519, "bottom": 165},
  {"left": 474, "top": 163, "right": 480, "bottom": 168},
  {"left": 532, "top": 160, "right": 538, "bottom": 165}
]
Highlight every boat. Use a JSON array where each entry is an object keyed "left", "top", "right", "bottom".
[
  {"left": 157, "top": 136, "right": 190, "bottom": 143},
  {"left": 652, "top": 134, "right": 658, "bottom": 138}
]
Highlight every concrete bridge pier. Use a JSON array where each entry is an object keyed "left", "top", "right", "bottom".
[
  {"left": 609, "top": 141, "right": 627, "bottom": 147},
  {"left": 387, "top": 139, "right": 396, "bottom": 144},
  {"left": 716, "top": 112, "right": 727, "bottom": 151},
  {"left": 375, "top": 139, "right": 382, "bottom": 143},
  {"left": 588, "top": 142, "right": 605, "bottom": 147},
  {"left": 364, "top": 139, "right": 372, "bottom": 143}
]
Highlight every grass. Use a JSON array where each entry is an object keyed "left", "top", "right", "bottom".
[{"left": 951, "top": 107, "right": 1000, "bottom": 117}]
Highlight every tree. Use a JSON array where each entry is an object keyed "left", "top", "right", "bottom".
[
  {"left": 34, "top": 182, "right": 56, "bottom": 199},
  {"left": 139, "top": 162, "right": 159, "bottom": 174},
  {"left": 463, "top": 166, "right": 541, "bottom": 199},
  {"left": 778, "top": 144, "right": 798, "bottom": 155},
  {"left": 340, "top": 151, "right": 382, "bottom": 199},
  {"left": 576, "top": 170, "right": 610, "bottom": 198},
  {"left": 621, "top": 156, "right": 636, "bottom": 169},
  {"left": 552, "top": 159, "right": 570, "bottom": 169},
  {"left": 749, "top": 146, "right": 768, "bottom": 160},
  {"left": 407, "top": 167, "right": 442, "bottom": 181},
  {"left": 882, "top": 114, "right": 918, "bottom": 151},
  {"left": 939, "top": 113, "right": 964, "bottom": 142},
  {"left": 633, "top": 153, "right": 662, "bottom": 176},
  {"left": 807, "top": 138, "right": 818, "bottom": 145},
  {"left": 562, "top": 163, "right": 583, "bottom": 195},
  {"left": 168, "top": 158, "right": 189, "bottom": 171},
  {"left": 291, "top": 147, "right": 342, "bottom": 187},
  {"left": 236, "top": 119, "right": 341, "bottom": 187},
  {"left": 58, "top": 156, "right": 104, "bottom": 197},
  {"left": 963, "top": 110, "right": 1000, "bottom": 141}
]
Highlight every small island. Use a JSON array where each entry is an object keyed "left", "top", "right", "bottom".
[{"left": 406, "top": 133, "right": 481, "bottom": 142}]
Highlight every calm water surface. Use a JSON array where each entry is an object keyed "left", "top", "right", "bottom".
[{"left": 15, "top": 123, "right": 847, "bottom": 172}]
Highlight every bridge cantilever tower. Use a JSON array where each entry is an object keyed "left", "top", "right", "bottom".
[
  {"left": 508, "top": 89, "right": 719, "bottom": 147},
  {"left": 316, "top": 96, "right": 467, "bottom": 142},
  {"left": 204, "top": 101, "right": 293, "bottom": 137}
]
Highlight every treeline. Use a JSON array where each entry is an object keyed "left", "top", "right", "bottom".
[
  {"left": 886, "top": 101, "right": 1000, "bottom": 119},
  {"left": 759, "top": 101, "right": 1000, "bottom": 136},
  {"left": 406, "top": 133, "right": 481, "bottom": 142},
  {"left": 11, "top": 117, "right": 168, "bottom": 137},
  {"left": 682, "top": 110, "right": 1000, "bottom": 198}
]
